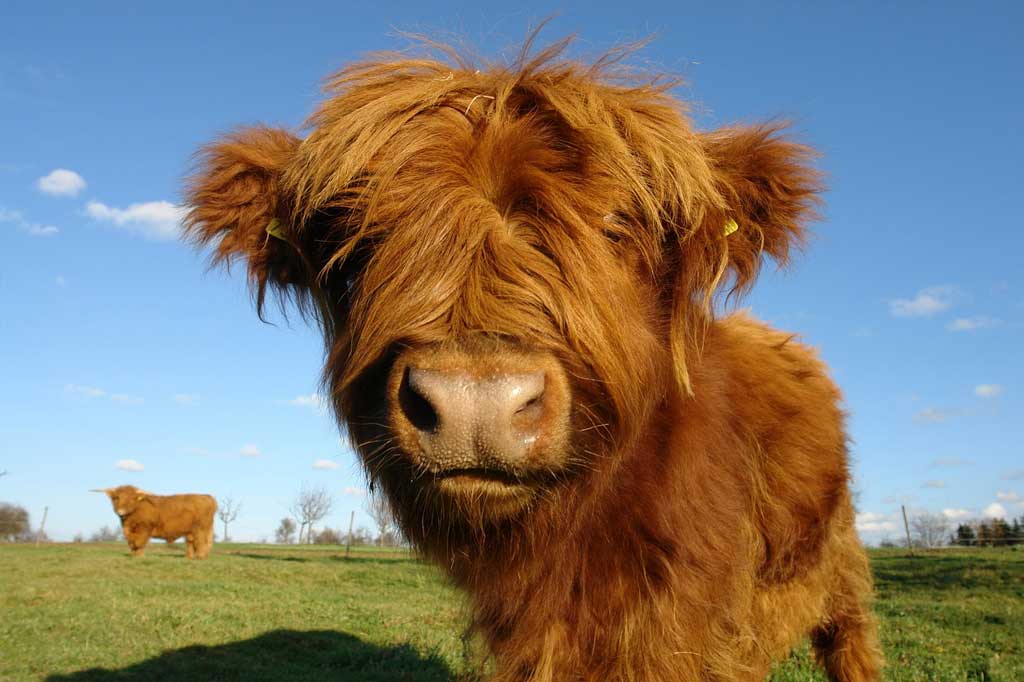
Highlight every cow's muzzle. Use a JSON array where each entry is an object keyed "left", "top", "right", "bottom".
[{"left": 387, "top": 344, "right": 571, "bottom": 479}]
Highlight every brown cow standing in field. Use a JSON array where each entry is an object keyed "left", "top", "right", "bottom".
[
  {"left": 93, "top": 485, "right": 216, "bottom": 559},
  {"left": 184, "top": 36, "right": 882, "bottom": 681}
]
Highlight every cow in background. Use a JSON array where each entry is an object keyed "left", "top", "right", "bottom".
[{"left": 92, "top": 485, "right": 216, "bottom": 559}]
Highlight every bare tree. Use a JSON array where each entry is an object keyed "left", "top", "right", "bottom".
[
  {"left": 217, "top": 497, "right": 241, "bottom": 542},
  {"left": 911, "top": 512, "right": 949, "bottom": 548},
  {"left": 313, "top": 527, "right": 344, "bottom": 545},
  {"left": 89, "top": 525, "right": 122, "bottom": 542},
  {"left": 366, "top": 491, "right": 398, "bottom": 546},
  {"left": 275, "top": 517, "right": 297, "bottom": 544},
  {"left": 290, "top": 486, "right": 334, "bottom": 544}
]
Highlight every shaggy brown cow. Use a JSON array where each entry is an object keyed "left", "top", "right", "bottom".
[
  {"left": 185, "top": 37, "right": 882, "bottom": 681},
  {"left": 93, "top": 485, "right": 216, "bottom": 559}
]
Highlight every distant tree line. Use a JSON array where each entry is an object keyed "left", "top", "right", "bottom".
[
  {"left": 273, "top": 486, "right": 405, "bottom": 547},
  {"left": 951, "top": 517, "right": 1024, "bottom": 546},
  {"left": 274, "top": 517, "right": 404, "bottom": 547},
  {"left": 74, "top": 526, "right": 123, "bottom": 543},
  {"left": 879, "top": 512, "right": 1024, "bottom": 549}
]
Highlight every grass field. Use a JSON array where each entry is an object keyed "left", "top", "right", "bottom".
[{"left": 0, "top": 543, "right": 1020, "bottom": 681}]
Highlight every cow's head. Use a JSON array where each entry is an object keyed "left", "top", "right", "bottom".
[
  {"left": 93, "top": 485, "right": 149, "bottom": 518},
  {"left": 184, "top": 43, "right": 818, "bottom": 539}
]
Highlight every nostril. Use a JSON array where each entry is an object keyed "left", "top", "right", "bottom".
[
  {"left": 510, "top": 374, "right": 546, "bottom": 435},
  {"left": 399, "top": 368, "right": 439, "bottom": 433},
  {"left": 514, "top": 387, "right": 546, "bottom": 420},
  {"left": 516, "top": 393, "right": 544, "bottom": 414}
]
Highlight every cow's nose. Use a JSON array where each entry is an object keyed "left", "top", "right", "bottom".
[{"left": 400, "top": 367, "right": 547, "bottom": 466}]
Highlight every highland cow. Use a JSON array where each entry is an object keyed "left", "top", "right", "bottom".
[
  {"left": 93, "top": 485, "right": 216, "bottom": 559},
  {"left": 185, "top": 37, "right": 882, "bottom": 681}
]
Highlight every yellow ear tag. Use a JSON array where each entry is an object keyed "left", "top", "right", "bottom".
[
  {"left": 136, "top": 495, "right": 144, "bottom": 501},
  {"left": 266, "top": 218, "right": 287, "bottom": 241},
  {"left": 723, "top": 218, "right": 739, "bottom": 236}
]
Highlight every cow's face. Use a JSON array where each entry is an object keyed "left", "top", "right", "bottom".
[
  {"left": 102, "top": 486, "right": 147, "bottom": 518},
  {"left": 185, "top": 48, "right": 817, "bottom": 533}
]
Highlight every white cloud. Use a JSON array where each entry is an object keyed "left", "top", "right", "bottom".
[
  {"left": 858, "top": 523, "right": 896, "bottom": 533},
  {"left": 914, "top": 407, "right": 960, "bottom": 424},
  {"left": 942, "top": 508, "right": 972, "bottom": 521},
  {"left": 996, "top": 491, "right": 1020, "bottom": 503},
  {"left": 1, "top": 205, "right": 59, "bottom": 237},
  {"left": 0, "top": 208, "right": 22, "bottom": 222},
  {"left": 173, "top": 393, "right": 199, "bottom": 405},
  {"left": 27, "top": 224, "right": 59, "bottom": 236},
  {"left": 857, "top": 521, "right": 896, "bottom": 533},
  {"left": 974, "top": 384, "right": 1003, "bottom": 398},
  {"left": 922, "top": 480, "right": 946, "bottom": 489},
  {"left": 312, "top": 459, "right": 339, "bottom": 470},
  {"left": 239, "top": 444, "right": 260, "bottom": 457},
  {"left": 37, "top": 169, "right": 86, "bottom": 197},
  {"left": 186, "top": 447, "right": 209, "bottom": 456},
  {"left": 115, "top": 459, "right": 144, "bottom": 472},
  {"left": 983, "top": 502, "right": 1007, "bottom": 518},
  {"left": 65, "top": 383, "right": 142, "bottom": 405},
  {"left": 85, "top": 200, "right": 185, "bottom": 240},
  {"left": 342, "top": 486, "right": 367, "bottom": 497},
  {"left": 1003, "top": 469, "right": 1024, "bottom": 481},
  {"left": 65, "top": 383, "right": 106, "bottom": 398},
  {"left": 889, "top": 285, "right": 959, "bottom": 318},
  {"left": 855, "top": 511, "right": 897, "bottom": 533},
  {"left": 947, "top": 316, "right": 999, "bottom": 332},
  {"left": 287, "top": 393, "right": 329, "bottom": 415}
]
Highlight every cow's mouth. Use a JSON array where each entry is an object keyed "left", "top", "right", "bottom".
[
  {"left": 432, "top": 467, "right": 523, "bottom": 485},
  {"left": 430, "top": 466, "right": 537, "bottom": 504}
]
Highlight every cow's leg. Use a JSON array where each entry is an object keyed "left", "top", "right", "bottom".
[
  {"left": 191, "top": 526, "right": 211, "bottom": 559},
  {"left": 810, "top": 534, "right": 883, "bottom": 681},
  {"left": 129, "top": 535, "right": 150, "bottom": 557},
  {"left": 811, "top": 608, "right": 882, "bottom": 682},
  {"left": 199, "top": 525, "right": 214, "bottom": 558},
  {"left": 185, "top": 534, "right": 196, "bottom": 559}
]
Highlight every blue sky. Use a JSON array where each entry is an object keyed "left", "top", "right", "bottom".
[{"left": 1, "top": 2, "right": 1022, "bottom": 543}]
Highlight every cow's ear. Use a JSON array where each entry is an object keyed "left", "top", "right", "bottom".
[
  {"left": 689, "top": 124, "right": 821, "bottom": 297},
  {"left": 667, "top": 125, "right": 821, "bottom": 394},
  {"left": 184, "top": 126, "right": 311, "bottom": 312}
]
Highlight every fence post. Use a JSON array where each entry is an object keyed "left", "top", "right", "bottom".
[
  {"left": 35, "top": 506, "right": 49, "bottom": 547},
  {"left": 345, "top": 510, "right": 355, "bottom": 558},
  {"left": 901, "top": 505, "right": 914, "bottom": 556}
]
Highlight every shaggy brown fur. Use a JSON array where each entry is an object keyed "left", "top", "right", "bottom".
[
  {"left": 185, "top": 36, "right": 882, "bottom": 681},
  {"left": 94, "top": 485, "right": 216, "bottom": 559}
]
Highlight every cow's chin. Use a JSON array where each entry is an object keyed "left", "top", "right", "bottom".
[{"left": 433, "top": 470, "right": 537, "bottom": 518}]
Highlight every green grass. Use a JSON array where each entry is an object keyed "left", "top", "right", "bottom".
[{"left": 0, "top": 544, "right": 1020, "bottom": 681}]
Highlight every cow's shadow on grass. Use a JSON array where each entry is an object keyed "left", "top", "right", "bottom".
[{"left": 46, "top": 629, "right": 463, "bottom": 682}]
